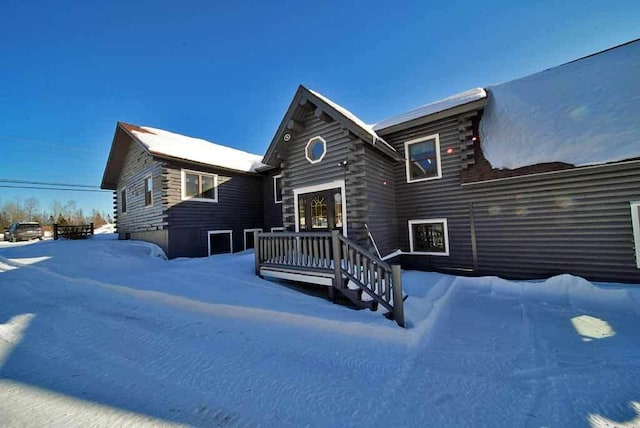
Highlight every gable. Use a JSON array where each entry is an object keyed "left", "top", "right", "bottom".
[
  {"left": 102, "top": 122, "right": 267, "bottom": 190},
  {"left": 262, "top": 85, "right": 400, "bottom": 166}
]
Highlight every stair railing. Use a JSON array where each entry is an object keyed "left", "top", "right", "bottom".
[{"left": 254, "top": 230, "right": 404, "bottom": 327}]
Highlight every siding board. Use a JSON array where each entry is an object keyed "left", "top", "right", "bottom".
[
  {"left": 163, "top": 160, "right": 264, "bottom": 258},
  {"left": 384, "top": 111, "right": 640, "bottom": 283}
]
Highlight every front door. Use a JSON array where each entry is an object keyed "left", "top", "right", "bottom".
[{"left": 297, "top": 188, "right": 343, "bottom": 233}]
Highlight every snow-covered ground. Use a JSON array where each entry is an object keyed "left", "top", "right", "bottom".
[{"left": 1, "top": 236, "right": 639, "bottom": 427}]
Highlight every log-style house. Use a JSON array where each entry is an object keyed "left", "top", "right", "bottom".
[{"left": 102, "top": 39, "right": 640, "bottom": 293}]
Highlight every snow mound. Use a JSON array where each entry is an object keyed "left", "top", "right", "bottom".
[
  {"left": 373, "top": 88, "right": 487, "bottom": 131},
  {"left": 129, "top": 125, "right": 267, "bottom": 173},
  {"left": 480, "top": 40, "right": 640, "bottom": 169},
  {"left": 459, "top": 273, "right": 640, "bottom": 316},
  {"left": 94, "top": 224, "right": 115, "bottom": 234}
]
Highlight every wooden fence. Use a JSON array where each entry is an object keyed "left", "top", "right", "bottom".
[
  {"left": 53, "top": 223, "right": 94, "bottom": 240},
  {"left": 255, "top": 230, "right": 404, "bottom": 327}
]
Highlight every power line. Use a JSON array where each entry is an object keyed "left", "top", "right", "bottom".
[
  {"left": 0, "top": 185, "right": 110, "bottom": 193},
  {"left": 0, "top": 179, "right": 100, "bottom": 189}
]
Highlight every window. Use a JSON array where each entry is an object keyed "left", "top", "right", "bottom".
[
  {"left": 121, "top": 189, "right": 127, "bottom": 213},
  {"left": 631, "top": 202, "right": 640, "bottom": 268},
  {"left": 181, "top": 169, "right": 218, "bottom": 202},
  {"left": 405, "top": 134, "right": 442, "bottom": 183},
  {"left": 311, "top": 195, "right": 328, "bottom": 228},
  {"left": 144, "top": 176, "right": 153, "bottom": 206},
  {"left": 305, "top": 136, "right": 327, "bottom": 164},
  {"left": 208, "top": 230, "right": 233, "bottom": 255},
  {"left": 244, "top": 228, "right": 263, "bottom": 251},
  {"left": 408, "top": 219, "right": 449, "bottom": 256},
  {"left": 273, "top": 174, "right": 283, "bottom": 203}
]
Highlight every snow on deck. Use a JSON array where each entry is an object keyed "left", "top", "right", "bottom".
[
  {"left": 480, "top": 40, "right": 640, "bottom": 169},
  {"left": 1, "top": 237, "right": 639, "bottom": 426},
  {"left": 372, "top": 88, "right": 487, "bottom": 131},
  {"left": 129, "top": 125, "right": 266, "bottom": 173}
]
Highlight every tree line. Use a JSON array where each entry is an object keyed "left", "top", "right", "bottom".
[{"left": 0, "top": 197, "right": 112, "bottom": 230}]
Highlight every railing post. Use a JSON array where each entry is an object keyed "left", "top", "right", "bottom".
[
  {"left": 53, "top": 223, "right": 58, "bottom": 240},
  {"left": 254, "top": 231, "right": 261, "bottom": 276},
  {"left": 391, "top": 264, "right": 405, "bottom": 328},
  {"left": 331, "top": 230, "right": 342, "bottom": 301},
  {"left": 90, "top": 222, "right": 94, "bottom": 236}
]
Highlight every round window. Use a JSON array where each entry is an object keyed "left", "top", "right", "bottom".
[{"left": 305, "top": 136, "right": 327, "bottom": 164}]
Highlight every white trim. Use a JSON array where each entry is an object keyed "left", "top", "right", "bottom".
[
  {"left": 143, "top": 175, "right": 153, "bottom": 207},
  {"left": 461, "top": 159, "right": 640, "bottom": 187},
  {"left": 260, "top": 269, "right": 333, "bottom": 286},
  {"left": 273, "top": 174, "right": 283, "bottom": 204},
  {"left": 243, "top": 228, "right": 263, "bottom": 251},
  {"left": 408, "top": 218, "right": 450, "bottom": 256},
  {"left": 404, "top": 134, "right": 442, "bottom": 183},
  {"left": 305, "top": 136, "right": 327, "bottom": 164},
  {"left": 207, "top": 230, "right": 233, "bottom": 255},
  {"left": 181, "top": 169, "right": 218, "bottom": 203},
  {"left": 631, "top": 201, "right": 640, "bottom": 269},
  {"left": 293, "top": 179, "right": 347, "bottom": 237},
  {"left": 270, "top": 227, "right": 285, "bottom": 232},
  {"left": 381, "top": 249, "right": 403, "bottom": 261},
  {"left": 121, "top": 187, "right": 127, "bottom": 214}
]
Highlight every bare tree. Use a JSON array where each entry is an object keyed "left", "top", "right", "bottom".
[{"left": 23, "top": 197, "right": 40, "bottom": 221}]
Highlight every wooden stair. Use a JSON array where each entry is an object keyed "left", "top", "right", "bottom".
[{"left": 254, "top": 230, "right": 404, "bottom": 327}]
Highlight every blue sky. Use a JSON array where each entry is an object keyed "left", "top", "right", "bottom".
[{"left": 1, "top": 0, "right": 638, "bottom": 216}]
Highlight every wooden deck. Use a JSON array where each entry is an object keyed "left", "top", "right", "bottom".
[{"left": 254, "top": 230, "right": 405, "bottom": 327}]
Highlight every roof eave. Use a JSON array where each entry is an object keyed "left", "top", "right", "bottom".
[
  {"left": 375, "top": 98, "right": 488, "bottom": 136},
  {"left": 150, "top": 152, "right": 262, "bottom": 175}
]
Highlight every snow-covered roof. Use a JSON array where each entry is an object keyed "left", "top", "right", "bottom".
[
  {"left": 480, "top": 40, "right": 640, "bottom": 169},
  {"left": 372, "top": 88, "right": 487, "bottom": 131},
  {"left": 308, "top": 89, "right": 397, "bottom": 153},
  {"left": 124, "top": 124, "right": 266, "bottom": 173}
]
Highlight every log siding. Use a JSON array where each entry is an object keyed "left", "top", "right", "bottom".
[
  {"left": 163, "top": 159, "right": 264, "bottom": 258},
  {"left": 382, "top": 110, "right": 640, "bottom": 283}
]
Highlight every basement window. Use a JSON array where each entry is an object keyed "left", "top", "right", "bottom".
[
  {"left": 408, "top": 219, "right": 449, "bottom": 256},
  {"left": 181, "top": 169, "right": 218, "bottom": 202},
  {"left": 208, "top": 230, "right": 232, "bottom": 255},
  {"left": 305, "top": 136, "right": 327, "bottom": 164},
  {"left": 631, "top": 202, "right": 640, "bottom": 268},
  {"left": 244, "top": 228, "right": 262, "bottom": 251},
  {"left": 405, "top": 134, "right": 442, "bottom": 183}
]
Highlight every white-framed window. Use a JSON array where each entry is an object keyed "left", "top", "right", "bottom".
[
  {"left": 305, "top": 136, "right": 327, "bottom": 164},
  {"left": 273, "top": 174, "right": 283, "bottom": 203},
  {"left": 408, "top": 218, "right": 449, "bottom": 256},
  {"left": 144, "top": 176, "right": 153, "bottom": 207},
  {"left": 121, "top": 188, "right": 127, "bottom": 213},
  {"left": 181, "top": 169, "right": 218, "bottom": 202},
  {"left": 631, "top": 201, "right": 640, "bottom": 268},
  {"left": 244, "top": 228, "right": 263, "bottom": 250},
  {"left": 404, "top": 134, "right": 442, "bottom": 183},
  {"left": 208, "top": 230, "right": 233, "bottom": 255},
  {"left": 270, "top": 227, "right": 284, "bottom": 232}
]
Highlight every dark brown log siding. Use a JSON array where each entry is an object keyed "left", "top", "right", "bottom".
[
  {"left": 163, "top": 160, "right": 264, "bottom": 258},
  {"left": 383, "top": 110, "right": 640, "bottom": 283},
  {"left": 279, "top": 110, "right": 368, "bottom": 243},
  {"left": 116, "top": 138, "right": 165, "bottom": 234},
  {"left": 363, "top": 146, "right": 398, "bottom": 256},
  {"left": 263, "top": 170, "right": 283, "bottom": 231}
]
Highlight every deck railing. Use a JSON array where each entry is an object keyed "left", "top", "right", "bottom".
[{"left": 255, "top": 230, "right": 404, "bottom": 327}]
